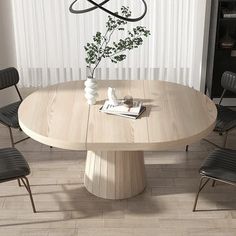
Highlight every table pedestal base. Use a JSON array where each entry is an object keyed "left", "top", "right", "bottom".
[{"left": 84, "top": 150, "right": 146, "bottom": 199}]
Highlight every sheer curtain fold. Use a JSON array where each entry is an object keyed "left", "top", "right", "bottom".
[{"left": 12, "top": 0, "right": 208, "bottom": 90}]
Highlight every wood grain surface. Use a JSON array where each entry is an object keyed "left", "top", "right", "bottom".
[
  {"left": 18, "top": 81, "right": 89, "bottom": 150},
  {"left": 19, "top": 80, "right": 217, "bottom": 151},
  {"left": 84, "top": 150, "right": 146, "bottom": 199}
]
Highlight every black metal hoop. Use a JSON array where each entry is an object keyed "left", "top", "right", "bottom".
[
  {"left": 69, "top": 0, "right": 147, "bottom": 22},
  {"left": 69, "top": 0, "right": 110, "bottom": 14}
]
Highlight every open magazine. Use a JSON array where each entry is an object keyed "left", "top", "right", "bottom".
[{"left": 99, "top": 100, "right": 146, "bottom": 119}]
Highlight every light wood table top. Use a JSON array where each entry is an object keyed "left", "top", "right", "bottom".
[{"left": 19, "top": 80, "right": 217, "bottom": 151}]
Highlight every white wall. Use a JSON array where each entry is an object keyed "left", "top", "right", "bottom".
[{"left": 0, "top": 0, "right": 18, "bottom": 106}]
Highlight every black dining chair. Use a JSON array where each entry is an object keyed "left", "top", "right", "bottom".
[
  {"left": 0, "top": 67, "right": 29, "bottom": 147},
  {"left": 186, "top": 71, "right": 236, "bottom": 152},
  {"left": 0, "top": 147, "right": 36, "bottom": 212},
  {"left": 213, "top": 71, "right": 236, "bottom": 147},
  {"left": 193, "top": 148, "right": 236, "bottom": 211}
]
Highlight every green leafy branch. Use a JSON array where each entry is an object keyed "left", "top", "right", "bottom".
[{"left": 84, "top": 6, "right": 151, "bottom": 78}]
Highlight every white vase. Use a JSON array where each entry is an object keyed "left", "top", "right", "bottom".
[{"left": 84, "top": 77, "right": 98, "bottom": 105}]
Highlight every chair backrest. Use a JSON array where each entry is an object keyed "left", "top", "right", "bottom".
[
  {"left": 0, "top": 67, "right": 19, "bottom": 90},
  {"left": 221, "top": 71, "right": 236, "bottom": 94}
]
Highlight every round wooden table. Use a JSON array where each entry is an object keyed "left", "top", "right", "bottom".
[{"left": 18, "top": 80, "right": 217, "bottom": 200}]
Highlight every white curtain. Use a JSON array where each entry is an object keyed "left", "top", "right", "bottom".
[{"left": 12, "top": 0, "right": 209, "bottom": 90}]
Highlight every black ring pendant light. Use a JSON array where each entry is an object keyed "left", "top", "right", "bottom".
[{"left": 69, "top": 0, "right": 147, "bottom": 22}]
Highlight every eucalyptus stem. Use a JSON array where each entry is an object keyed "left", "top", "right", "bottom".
[
  {"left": 91, "top": 26, "right": 117, "bottom": 77},
  {"left": 84, "top": 6, "right": 150, "bottom": 77}
]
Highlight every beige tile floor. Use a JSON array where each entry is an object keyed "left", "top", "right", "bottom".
[{"left": 0, "top": 117, "right": 236, "bottom": 235}]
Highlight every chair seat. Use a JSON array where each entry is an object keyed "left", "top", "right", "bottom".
[
  {"left": 214, "top": 105, "right": 236, "bottom": 133},
  {"left": 0, "top": 148, "right": 30, "bottom": 182},
  {"left": 0, "top": 101, "right": 21, "bottom": 128},
  {"left": 200, "top": 148, "right": 236, "bottom": 183}
]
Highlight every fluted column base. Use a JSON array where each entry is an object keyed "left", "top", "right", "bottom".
[{"left": 84, "top": 150, "right": 146, "bottom": 199}]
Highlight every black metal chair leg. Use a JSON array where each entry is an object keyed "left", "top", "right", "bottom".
[
  {"left": 17, "top": 179, "right": 22, "bottom": 187},
  {"left": 193, "top": 177, "right": 210, "bottom": 212},
  {"left": 8, "top": 127, "right": 30, "bottom": 147},
  {"left": 14, "top": 137, "right": 30, "bottom": 145},
  {"left": 223, "top": 131, "right": 228, "bottom": 148},
  {"left": 212, "top": 180, "right": 216, "bottom": 187},
  {"left": 8, "top": 127, "right": 14, "bottom": 147},
  {"left": 185, "top": 145, "right": 189, "bottom": 152},
  {"left": 202, "top": 138, "right": 222, "bottom": 149},
  {"left": 21, "top": 177, "right": 36, "bottom": 213}
]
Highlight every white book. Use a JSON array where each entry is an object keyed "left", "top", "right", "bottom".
[
  {"left": 99, "top": 105, "right": 146, "bottom": 120},
  {"left": 100, "top": 100, "right": 142, "bottom": 116}
]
